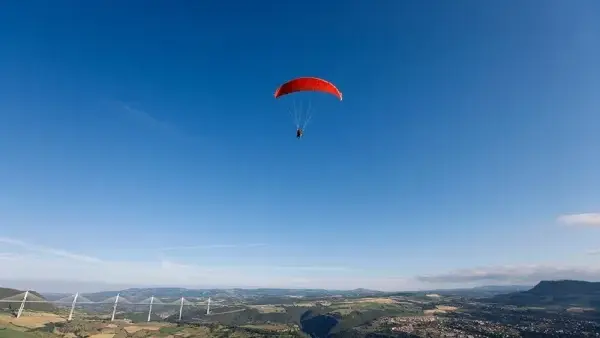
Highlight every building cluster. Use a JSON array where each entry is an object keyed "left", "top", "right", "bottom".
[
  {"left": 440, "top": 316, "right": 600, "bottom": 337},
  {"left": 385, "top": 316, "right": 437, "bottom": 334},
  {"left": 375, "top": 306, "right": 600, "bottom": 337}
]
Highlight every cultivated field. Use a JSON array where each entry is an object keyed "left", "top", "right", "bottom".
[
  {"left": 248, "top": 305, "right": 286, "bottom": 313},
  {"left": 424, "top": 305, "right": 459, "bottom": 315},
  {"left": 342, "top": 297, "right": 396, "bottom": 304},
  {"left": 0, "top": 312, "right": 66, "bottom": 328}
]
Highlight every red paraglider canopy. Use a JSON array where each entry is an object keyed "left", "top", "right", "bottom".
[{"left": 274, "top": 77, "right": 343, "bottom": 101}]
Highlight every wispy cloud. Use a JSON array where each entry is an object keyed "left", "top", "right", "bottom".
[
  {"left": 157, "top": 260, "right": 353, "bottom": 273},
  {"left": 118, "top": 103, "right": 194, "bottom": 142},
  {"left": 557, "top": 213, "right": 600, "bottom": 227},
  {"left": 2, "top": 256, "right": 369, "bottom": 291},
  {"left": 243, "top": 265, "right": 355, "bottom": 272},
  {"left": 122, "top": 105, "right": 166, "bottom": 128},
  {"left": 0, "top": 237, "right": 102, "bottom": 263},
  {"left": 417, "top": 264, "right": 600, "bottom": 285},
  {"left": 0, "top": 237, "right": 374, "bottom": 291},
  {"left": 587, "top": 249, "right": 600, "bottom": 255},
  {"left": 5, "top": 235, "right": 599, "bottom": 292},
  {"left": 160, "top": 243, "right": 267, "bottom": 251},
  {"left": 0, "top": 252, "right": 20, "bottom": 261}
]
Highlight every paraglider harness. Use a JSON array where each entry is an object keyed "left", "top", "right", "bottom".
[{"left": 296, "top": 128, "right": 303, "bottom": 139}]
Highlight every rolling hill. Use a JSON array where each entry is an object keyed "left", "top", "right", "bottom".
[
  {"left": 416, "top": 285, "right": 531, "bottom": 298},
  {"left": 0, "top": 287, "right": 55, "bottom": 312},
  {"left": 79, "top": 287, "right": 385, "bottom": 303}
]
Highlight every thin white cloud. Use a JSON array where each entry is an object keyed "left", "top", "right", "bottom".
[
  {"left": 4, "top": 236, "right": 600, "bottom": 292},
  {"left": 119, "top": 103, "right": 194, "bottom": 142},
  {"left": 122, "top": 104, "right": 175, "bottom": 132},
  {"left": 0, "top": 237, "right": 102, "bottom": 263},
  {"left": 160, "top": 243, "right": 267, "bottom": 251},
  {"left": 587, "top": 249, "right": 600, "bottom": 255},
  {"left": 156, "top": 260, "right": 353, "bottom": 273},
  {"left": 275, "top": 266, "right": 355, "bottom": 272},
  {"left": 0, "top": 237, "right": 368, "bottom": 291},
  {"left": 0, "top": 252, "right": 20, "bottom": 261},
  {"left": 557, "top": 213, "right": 600, "bottom": 227},
  {"left": 1, "top": 255, "right": 375, "bottom": 291}
]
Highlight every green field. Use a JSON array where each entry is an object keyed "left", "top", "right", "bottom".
[{"left": 0, "top": 328, "right": 37, "bottom": 338}]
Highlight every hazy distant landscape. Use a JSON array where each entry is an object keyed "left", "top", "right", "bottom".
[{"left": 1, "top": 280, "right": 599, "bottom": 337}]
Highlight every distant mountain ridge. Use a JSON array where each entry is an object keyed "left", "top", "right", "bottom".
[
  {"left": 74, "top": 287, "right": 386, "bottom": 303},
  {"left": 490, "top": 280, "right": 600, "bottom": 309},
  {"left": 71, "top": 285, "right": 530, "bottom": 303},
  {"left": 528, "top": 280, "right": 600, "bottom": 296},
  {"left": 33, "top": 284, "right": 532, "bottom": 302},
  {"left": 424, "top": 284, "right": 531, "bottom": 297}
]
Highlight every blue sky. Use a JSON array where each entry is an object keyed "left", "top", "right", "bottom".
[{"left": 1, "top": 0, "right": 600, "bottom": 292}]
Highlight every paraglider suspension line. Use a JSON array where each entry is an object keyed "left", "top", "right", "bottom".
[
  {"left": 288, "top": 99, "right": 314, "bottom": 130},
  {"left": 302, "top": 100, "right": 313, "bottom": 130},
  {"left": 291, "top": 99, "right": 300, "bottom": 129}
]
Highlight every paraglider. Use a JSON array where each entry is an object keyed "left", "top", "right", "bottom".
[{"left": 274, "top": 77, "right": 342, "bottom": 139}]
